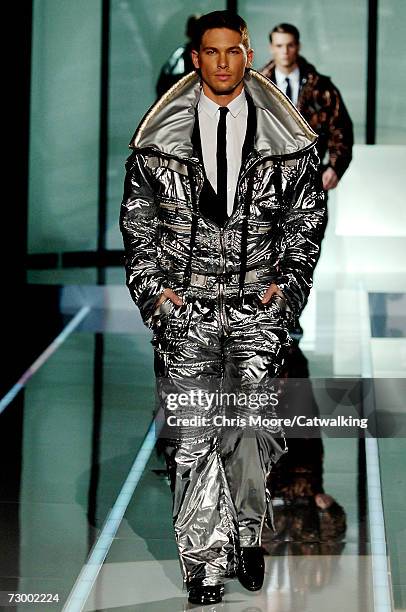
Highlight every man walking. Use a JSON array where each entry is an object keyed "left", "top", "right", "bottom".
[
  {"left": 262, "top": 23, "right": 353, "bottom": 193},
  {"left": 262, "top": 23, "right": 353, "bottom": 340},
  {"left": 120, "top": 11, "right": 326, "bottom": 605}
]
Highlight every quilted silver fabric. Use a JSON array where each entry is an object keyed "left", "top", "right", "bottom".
[{"left": 119, "top": 68, "right": 327, "bottom": 588}]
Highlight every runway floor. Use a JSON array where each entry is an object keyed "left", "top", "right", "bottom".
[{"left": 0, "top": 276, "right": 405, "bottom": 612}]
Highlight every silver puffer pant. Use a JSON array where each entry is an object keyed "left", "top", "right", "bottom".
[{"left": 152, "top": 279, "right": 292, "bottom": 588}]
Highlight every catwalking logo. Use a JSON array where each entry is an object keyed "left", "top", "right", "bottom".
[{"left": 293, "top": 415, "right": 369, "bottom": 429}]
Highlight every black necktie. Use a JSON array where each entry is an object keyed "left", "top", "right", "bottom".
[
  {"left": 217, "top": 107, "right": 229, "bottom": 225},
  {"left": 285, "top": 77, "right": 292, "bottom": 101}
]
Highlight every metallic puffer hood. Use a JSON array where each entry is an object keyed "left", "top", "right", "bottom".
[{"left": 129, "top": 69, "right": 317, "bottom": 159}]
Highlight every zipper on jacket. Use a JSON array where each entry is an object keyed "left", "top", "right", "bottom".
[{"left": 217, "top": 229, "right": 230, "bottom": 335}]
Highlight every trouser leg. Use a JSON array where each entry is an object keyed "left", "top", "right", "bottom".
[
  {"left": 220, "top": 296, "right": 291, "bottom": 545},
  {"left": 153, "top": 297, "right": 238, "bottom": 587},
  {"left": 163, "top": 438, "right": 239, "bottom": 587}
]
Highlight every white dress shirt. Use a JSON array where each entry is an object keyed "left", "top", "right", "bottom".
[
  {"left": 198, "top": 89, "right": 248, "bottom": 216},
  {"left": 275, "top": 66, "right": 300, "bottom": 107}
]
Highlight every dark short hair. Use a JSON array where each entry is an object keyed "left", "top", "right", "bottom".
[
  {"left": 191, "top": 10, "right": 250, "bottom": 51},
  {"left": 269, "top": 23, "right": 300, "bottom": 44}
]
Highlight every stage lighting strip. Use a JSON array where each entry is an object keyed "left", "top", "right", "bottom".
[
  {"left": 62, "top": 416, "right": 160, "bottom": 612},
  {"left": 0, "top": 306, "right": 91, "bottom": 415},
  {"left": 359, "top": 284, "right": 394, "bottom": 612}
]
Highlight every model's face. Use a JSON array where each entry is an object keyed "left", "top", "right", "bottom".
[
  {"left": 271, "top": 32, "right": 300, "bottom": 70},
  {"left": 192, "top": 28, "right": 253, "bottom": 101}
]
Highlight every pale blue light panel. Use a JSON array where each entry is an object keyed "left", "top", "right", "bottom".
[
  {"left": 377, "top": 0, "right": 406, "bottom": 143},
  {"left": 238, "top": 0, "right": 367, "bottom": 143},
  {"left": 107, "top": 0, "right": 226, "bottom": 250},
  {"left": 28, "top": 0, "right": 101, "bottom": 253}
]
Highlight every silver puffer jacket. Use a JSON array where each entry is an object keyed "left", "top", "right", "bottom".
[{"left": 120, "top": 69, "right": 327, "bottom": 325}]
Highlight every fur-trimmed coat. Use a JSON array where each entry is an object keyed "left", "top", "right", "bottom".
[{"left": 261, "top": 56, "right": 353, "bottom": 179}]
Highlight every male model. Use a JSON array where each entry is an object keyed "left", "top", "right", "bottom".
[
  {"left": 120, "top": 11, "right": 326, "bottom": 605},
  {"left": 262, "top": 23, "right": 353, "bottom": 340},
  {"left": 261, "top": 23, "right": 353, "bottom": 192}
]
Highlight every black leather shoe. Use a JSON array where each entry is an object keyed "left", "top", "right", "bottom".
[
  {"left": 237, "top": 546, "right": 265, "bottom": 591},
  {"left": 187, "top": 584, "right": 224, "bottom": 605}
]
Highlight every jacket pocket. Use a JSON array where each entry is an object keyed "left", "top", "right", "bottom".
[
  {"left": 255, "top": 295, "right": 290, "bottom": 332},
  {"left": 151, "top": 298, "right": 190, "bottom": 338},
  {"left": 150, "top": 297, "right": 174, "bottom": 330},
  {"left": 255, "top": 291, "right": 286, "bottom": 312}
]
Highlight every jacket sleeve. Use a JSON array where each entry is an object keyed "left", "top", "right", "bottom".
[
  {"left": 325, "top": 84, "right": 354, "bottom": 179},
  {"left": 119, "top": 151, "right": 168, "bottom": 327},
  {"left": 276, "top": 146, "right": 327, "bottom": 315}
]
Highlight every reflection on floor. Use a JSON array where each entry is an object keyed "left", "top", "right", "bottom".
[{"left": 0, "top": 281, "right": 405, "bottom": 611}]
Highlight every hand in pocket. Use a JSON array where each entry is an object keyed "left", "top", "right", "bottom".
[
  {"left": 260, "top": 283, "right": 286, "bottom": 306},
  {"left": 154, "top": 288, "right": 183, "bottom": 310}
]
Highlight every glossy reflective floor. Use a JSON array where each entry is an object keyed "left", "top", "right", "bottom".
[{"left": 1, "top": 279, "right": 405, "bottom": 612}]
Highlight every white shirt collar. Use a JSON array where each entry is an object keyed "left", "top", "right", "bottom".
[
  {"left": 275, "top": 66, "right": 300, "bottom": 85},
  {"left": 198, "top": 88, "right": 247, "bottom": 119},
  {"left": 227, "top": 89, "right": 247, "bottom": 118}
]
